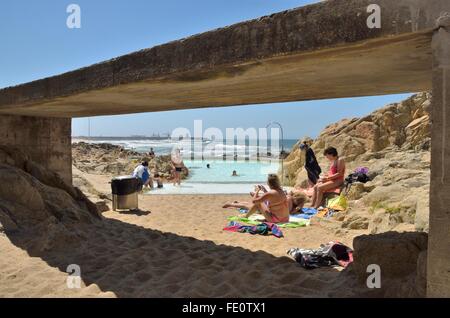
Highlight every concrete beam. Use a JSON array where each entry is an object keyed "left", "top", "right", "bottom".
[
  {"left": 428, "top": 12, "right": 450, "bottom": 298},
  {"left": 0, "top": 0, "right": 448, "bottom": 118}
]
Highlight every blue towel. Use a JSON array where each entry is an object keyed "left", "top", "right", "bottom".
[
  {"left": 239, "top": 208, "right": 249, "bottom": 214},
  {"left": 292, "top": 208, "right": 318, "bottom": 219}
]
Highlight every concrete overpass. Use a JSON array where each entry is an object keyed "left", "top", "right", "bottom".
[{"left": 0, "top": 0, "right": 449, "bottom": 297}]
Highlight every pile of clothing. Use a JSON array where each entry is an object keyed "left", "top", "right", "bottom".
[
  {"left": 344, "top": 167, "right": 370, "bottom": 188},
  {"left": 287, "top": 241, "right": 353, "bottom": 269},
  {"left": 315, "top": 207, "right": 338, "bottom": 218},
  {"left": 224, "top": 221, "right": 283, "bottom": 238}
]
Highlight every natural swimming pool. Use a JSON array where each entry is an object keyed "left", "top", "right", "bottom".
[{"left": 146, "top": 159, "right": 281, "bottom": 194}]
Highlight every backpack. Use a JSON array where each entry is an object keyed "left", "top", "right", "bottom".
[{"left": 345, "top": 172, "right": 370, "bottom": 184}]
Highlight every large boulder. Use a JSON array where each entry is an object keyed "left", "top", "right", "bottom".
[
  {"left": 0, "top": 146, "right": 103, "bottom": 253},
  {"left": 352, "top": 232, "right": 428, "bottom": 282}
]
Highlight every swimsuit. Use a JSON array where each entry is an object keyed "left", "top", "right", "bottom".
[
  {"left": 175, "top": 167, "right": 182, "bottom": 172},
  {"left": 329, "top": 160, "right": 345, "bottom": 183},
  {"left": 267, "top": 194, "right": 289, "bottom": 223}
]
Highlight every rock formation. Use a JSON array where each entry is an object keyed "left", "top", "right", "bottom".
[
  {"left": 72, "top": 142, "right": 189, "bottom": 179},
  {"left": 284, "top": 92, "right": 431, "bottom": 233},
  {"left": 0, "top": 145, "right": 102, "bottom": 253}
]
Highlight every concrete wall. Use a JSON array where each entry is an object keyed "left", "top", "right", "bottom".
[
  {"left": 428, "top": 17, "right": 450, "bottom": 297},
  {"left": 0, "top": 115, "right": 72, "bottom": 183}
]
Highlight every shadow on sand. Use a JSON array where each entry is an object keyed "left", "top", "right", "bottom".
[{"left": 7, "top": 217, "right": 350, "bottom": 298}]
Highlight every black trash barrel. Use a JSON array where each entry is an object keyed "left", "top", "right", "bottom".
[{"left": 111, "top": 176, "right": 141, "bottom": 211}]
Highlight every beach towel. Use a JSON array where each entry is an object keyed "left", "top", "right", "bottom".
[
  {"left": 227, "top": 216, "right": 261, "bottom": 225},
  {"left": 291, "top": 207, "right": 318, "bottom": 219},
  {"left": 277, "top": 220, "right": 310, "bottom": 228},
  {"left": 228, "top": 215, "right": 310, "bottom": 228},
  {"left": 223, "top": 221, "right": 283, "bottom": 238}
]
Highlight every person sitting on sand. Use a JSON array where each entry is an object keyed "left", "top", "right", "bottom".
[
  {"left": 287, "top": 191, "right": 308, "bottom": 215},
  {"left": 310, "top": 147, "right": 346, "bottom": 209},
  {"left": 232, "top": 170, "right": 238, "bottom": 176},
  {"left": 246, "top": 186, "right": 306, "bottom": 215},
  {"left": 133, "top": 161, "right": 153, "bottom": 189},
  {"left": 223, "top": 174, "right": 289, "bottom": 223}
]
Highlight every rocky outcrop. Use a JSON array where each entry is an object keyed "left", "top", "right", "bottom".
[
  {"left": 72, "top": 142, "right": 188, "bottom": 179},
  {"left": 284, "top": 92, "right": 431, "bottom": 186},
  {"left": 312, "top": 92, "right": 431, "bottom": 160},
  {"left": 283, "top": 92, "right": 431, "bottom": 233},
  {"left": 0, "top": 145, "right": 102, "bottom": 253}
]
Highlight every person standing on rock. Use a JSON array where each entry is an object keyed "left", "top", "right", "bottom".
[
  {"left": 310, "top": 147, "right": 346, "bottom": 209},
  {"left": 299, "top": 138, "right": 322, "bottom": 187},
  {"left": 148, "top": 148, "right": 155, "bottom": 159}
]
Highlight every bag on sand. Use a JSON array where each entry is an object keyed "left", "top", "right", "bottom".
[
  {"left": 327, "top": 193, "right": 348, "bottom": 211},
  {"left": 287, "top": 241, "right": 353, "bottom": 269}
]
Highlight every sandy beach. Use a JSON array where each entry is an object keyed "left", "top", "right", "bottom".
[{"left": 0, "top": 172, "right": 365, "bottom": 298}]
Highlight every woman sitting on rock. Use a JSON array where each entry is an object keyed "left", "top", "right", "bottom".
[{"left": 310, "top": 147, "right": 346, "bottom": 209}]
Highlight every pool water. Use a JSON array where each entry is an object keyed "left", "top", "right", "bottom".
[
  {"left": 145, "top": 159, "right": 281, "bottom": 194},
  {"left": 184, "top": 159, "right": 280, "bottom": 184}
]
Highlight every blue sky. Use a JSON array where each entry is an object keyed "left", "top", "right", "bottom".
[{"left": 0, "top": 0, "right": 414, "bottom": 139}]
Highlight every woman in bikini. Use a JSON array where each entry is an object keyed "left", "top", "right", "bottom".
[
  {"left": 310, "top": 146, "right": 346, "bottom": 209},
  {"left": 223, "top": 174, "right": 289, "bottom": 223}
]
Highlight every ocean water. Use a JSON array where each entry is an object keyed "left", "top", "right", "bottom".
[
  {"left": 72, "top": 137, "right": 298, "bottom": 158},
  {"left": 72, "top": 137, "right": 295, "bottom": 194}
]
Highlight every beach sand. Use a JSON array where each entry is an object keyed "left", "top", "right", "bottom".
[{"left": 0, "top": 172, "right": 367, "bottom": 298}]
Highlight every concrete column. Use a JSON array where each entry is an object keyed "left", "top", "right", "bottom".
[
  {"left": 428, "top": 13, "right": 450, "bottom": 298},
  {"left": 0, "top": 115, "right": 72, "bottom": 184}
]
